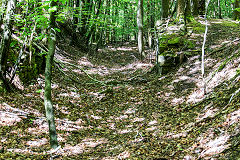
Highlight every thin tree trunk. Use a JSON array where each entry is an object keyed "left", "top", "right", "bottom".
[
  {"left": 192, "top": 0, "right": 199, "bottom": 16},
  {"left": 44, "top": 0, "right": 59, "bottom": 149},
  {"left": 199, "top": 0, "right": 205, "bottom": 16},
  {"left": 218, "top": 0, "right": 222, "bottom": 18},
  {"left": 137, "top": 0, "right": 145, "bottom": 59},
  {"left": 234, "top": 0, "right": 240, "bottom": 20}
]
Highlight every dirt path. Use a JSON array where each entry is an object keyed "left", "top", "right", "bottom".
[{"left": 0, "top": 19, "right": 240, "bottom": 159}]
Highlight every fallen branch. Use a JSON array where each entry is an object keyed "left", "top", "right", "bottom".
[{"left": 228, "top": 88, "right": 240, "bottom": 104}]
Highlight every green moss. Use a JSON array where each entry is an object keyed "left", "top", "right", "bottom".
[
  {"left": 168, "top": 37, "right": 181, "bottom": 45},
  {"left": 186, "top": 16, "right": 197, "bottom": 23},
  {"left": 159, "top": 43, "right": 168, "bottom": 52},
  {"left": 184, "top": 39, "right": 195, "bottom": 49},
  {"left": 193, "top": 26, "right": 205, "bottom": 33},
  {"left": 221, "top": 21, "right": 238, "bottom": 27},
  {"left": 188, "top": 21, "right": 204, "bottom": 28}
]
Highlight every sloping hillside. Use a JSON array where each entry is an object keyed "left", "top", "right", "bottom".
[{"left": 0, "top": 19, "right": 240, "bottom": 159}]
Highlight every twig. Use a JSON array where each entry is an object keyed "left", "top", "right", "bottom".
[{"left": 228, "top": 88, "right": 240, "bottom": 104}]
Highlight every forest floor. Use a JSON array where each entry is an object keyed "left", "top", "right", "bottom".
[{"left": 1, "top": 19, "right": 240, "bottom": 160}]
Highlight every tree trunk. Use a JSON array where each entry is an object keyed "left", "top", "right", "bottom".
[
  {"left": 44, "top": 0, "right": 59, "bottom": 149},
  {"left": 234, "top": 0, "right": 240, "bottom": 20},
  {"left": 177, "top": 0, "right": 185, "bottom": 20},
  {"left": 147, "top": 0, "right": 154, "bottom": 48},
  {"left": 0, "top": 0, "right": 16, "bottom": 90},
  {"left": 192, "top": 0, "right": 199, "bottom": 16},
  {"left": 71, "top": 0, "right": 80, "bottom": 45},
  {"left": 218, "top": 0, "right": 222, "bottom": 18},
  {"left": 185, "top": 0, "right": 193, "bottom": 22},
  {"left": 199, "top": 0, "right": 205, "bottom": 16},
  {"left": 137, "top": 0, "right": 145, "bottom": 59},
  {"left": 161, "top": 0, "right": 169, "bottom": 19}
]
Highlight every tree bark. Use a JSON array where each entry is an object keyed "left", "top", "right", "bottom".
[
  {"left": 44, "top": 0, "right": 59, "bottom": 149},
  {"left": 161, "top": 0, "right": 169, "bottom": 19},
  {"left": 177, "top": 0, "right": 185, "bottom": 19},
  {"left": 0, "top": 0, "right": 16, "bottom": 90},
  {"left": 137, "top": 0, "right": 145, "bottom": 59},
  {"left": 199, "top": 0, "right": 205, "bottom": 16},
  {"left": 185, "top": 0, "right": 193, "bottom": 22},
  {"left": 192, "top": 0, "right": 198, "bottom": 16},
  {"left": 234, "top": 0, "right": 240, "bottom": 20},
  {"left": 218, "top": 0, "right": 222, "bottom": 19}
]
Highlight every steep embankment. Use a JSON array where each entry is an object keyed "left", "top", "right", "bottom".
[{"left": 0, "top": 19, "right": 240, "bottom": 159}]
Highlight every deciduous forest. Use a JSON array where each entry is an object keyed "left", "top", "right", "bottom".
[{"left": 0, "top": 0, "right": 240, "bottom": 159}]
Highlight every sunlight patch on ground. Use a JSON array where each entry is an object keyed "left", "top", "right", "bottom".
[
  {"left": 7, "top": 148, "right": 38, "bottom": 155},
  {"left": 118, "top": 129, "right": 132, "bottom": 134},
  {"left": 90, "top": 115, "right": 102, "bottom": 120},
  {"left": 0, "top": 111, "right": 22, "bottom": 126},
  {"left": 211, "top": 21, "right": 223, "bottom": 24},
  {"left": 199, "top": 135, "right": 230, "bottom": 158},
  {"left": 62, "top": 138, "right": 108, "bottom": 156},
  {"left": 116, "top": 47, "right": 135, "bottom": 51},
  {"left": 117, "top": 150, "right": 131, "bottom": 159},
  {"left": 26, "top": 138, "right": 48, "bottom": 147},
  {"left": 165, "top": 131, "right": 188, "bottom": 139},
  {"left": 77, "top": 56, "right": 94, "bottom": 67},
  {"left": 196, "top": 106, "right": 219, "bottom": 122},
  {"left": 58, "top": 91, "right": 80, "bottom": 98},
  {"left": 184, "top": 55, "right": 239, "bottom": 104},
  {"left": 72, "top": 61, "right": 152, "bottom": 76},
  {"left": 124, "top": 107, "right": 137, "bottom": 114},
  {"left": 11, "top": 74, "right": 24, "bottom": 90},
  {"left": 29, "top": 117, "right": 86, "bottom": 134},
  {"left": 55, "top": 53, "right": 73, "bottom": 63},
  {"left": 148, "top": 120, "right": 158, "bottom": 126},
  {"left": 225, "top": 108, "right": 240, "bottom": 126},
  {"left": 146, "top": 126, "right": 157, "bottom": 131},
  {"left": 0, "top": 103, "right": 28, "bottom": 126},
  {"left": 206, "top": 59, "right": 238, "bottom": 93},
  {"left": 171, "top": 97, "right": 185, "bottom": 105},
  {"left": 132, "top": 117, "right": 145, "bottom": 122}
]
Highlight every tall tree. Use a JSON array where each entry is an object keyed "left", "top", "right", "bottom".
[
  {"left": 177, "top": 0, "right": 185, "bottom": 21},
  {"left": 185, "top": 0, "right": 193, "bottom": 22},
  {"left": 199, "top": 0, "right": 205, "bottom": 15},
  {"left": 161, "top": 0, "right": 169, "bottom": 19},
  {"left": 147, "top": 0, "right": 154, "bottom": 48},
  {"left": 137, "top": 0, "right": 145, "bottom": 58},
  {"left": 233, "top": 0, "right": 240, "bottom": 20},
  {"left": 44, "top": 0, "right": 59, "bottom": 149},
  {"left": 218, "top": 0, "right": 222, "bottom": 18},
  {"left": 192, "top": 0, "right": 199, "bottom": 16},
  {"left": 0, "top": 0, "right": 16, "bottom": 90}
]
